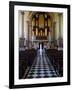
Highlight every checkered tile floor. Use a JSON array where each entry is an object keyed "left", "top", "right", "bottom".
[{"left": 26, "top": 49, "right": 58, "bottom": 79}]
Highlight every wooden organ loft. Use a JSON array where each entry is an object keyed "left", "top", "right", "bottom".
[{"left": 32, "top": 12, "right": 51, "bottom": 40}]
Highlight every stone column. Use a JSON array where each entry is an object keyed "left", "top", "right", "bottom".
[
  {"left": 21, "top": 12, "right": 24, "bottom": 38},
  {"left": 29, "top": 21, "right": 32, "bottom": 48},
  {"left": 59, "top": 13, "right": 61, "bottom": 38},
  {"left": 48, "top": 32, "right": 51, "bottom": 42},
  {"left": 58, "top": 14, "right": 63, "bottom": 47},
  {"left": 27, "top": 20, "right": 29, "bottom": 48},
  {"left": 20, "top": 12, "right": 24, "bottom": 47}
]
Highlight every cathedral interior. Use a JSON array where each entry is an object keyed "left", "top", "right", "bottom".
[{"left": 19, "top": 11, "right": 63, "bottom": 79}]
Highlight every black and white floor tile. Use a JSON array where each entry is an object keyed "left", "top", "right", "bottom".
[{"left": 26, "top": 49, "right": 58, "bottom": 79}]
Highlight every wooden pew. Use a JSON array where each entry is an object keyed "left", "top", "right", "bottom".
[
  {"left": 19, "top": 48, "right": 37, "bottom": 79},
  {"left": 45, "top": 49, "right": 63, "bottom": 76}
]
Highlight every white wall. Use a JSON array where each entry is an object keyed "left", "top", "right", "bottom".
[{"left": 0, "top": 0, "right": 72, "bottom": 90}]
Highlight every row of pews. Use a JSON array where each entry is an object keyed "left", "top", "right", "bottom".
[
  {"left": 45, "top": 49, "right": 63, "bottom": 77},
  {"left": 19, "top": 48, "right": 37, "bottom": 79}
]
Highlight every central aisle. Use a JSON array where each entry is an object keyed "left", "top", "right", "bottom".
[{"left": 26, "top": 49, "right": 57, "bottom": 78}]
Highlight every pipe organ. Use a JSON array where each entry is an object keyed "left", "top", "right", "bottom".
[{"left": 32, "top": 12, "right": 51, "bottom": 40}]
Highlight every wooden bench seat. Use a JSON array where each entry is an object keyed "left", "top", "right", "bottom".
[
  {"left": 19, "top": 48, "right": 37, "bottom": 79},
  {"left": 45, "top": 49, "right": 63, "bottom": 76}
]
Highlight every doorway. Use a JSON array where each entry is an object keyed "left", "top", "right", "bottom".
[{"left": 39, "top": 42, "right": 44, "bottom": 49}]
